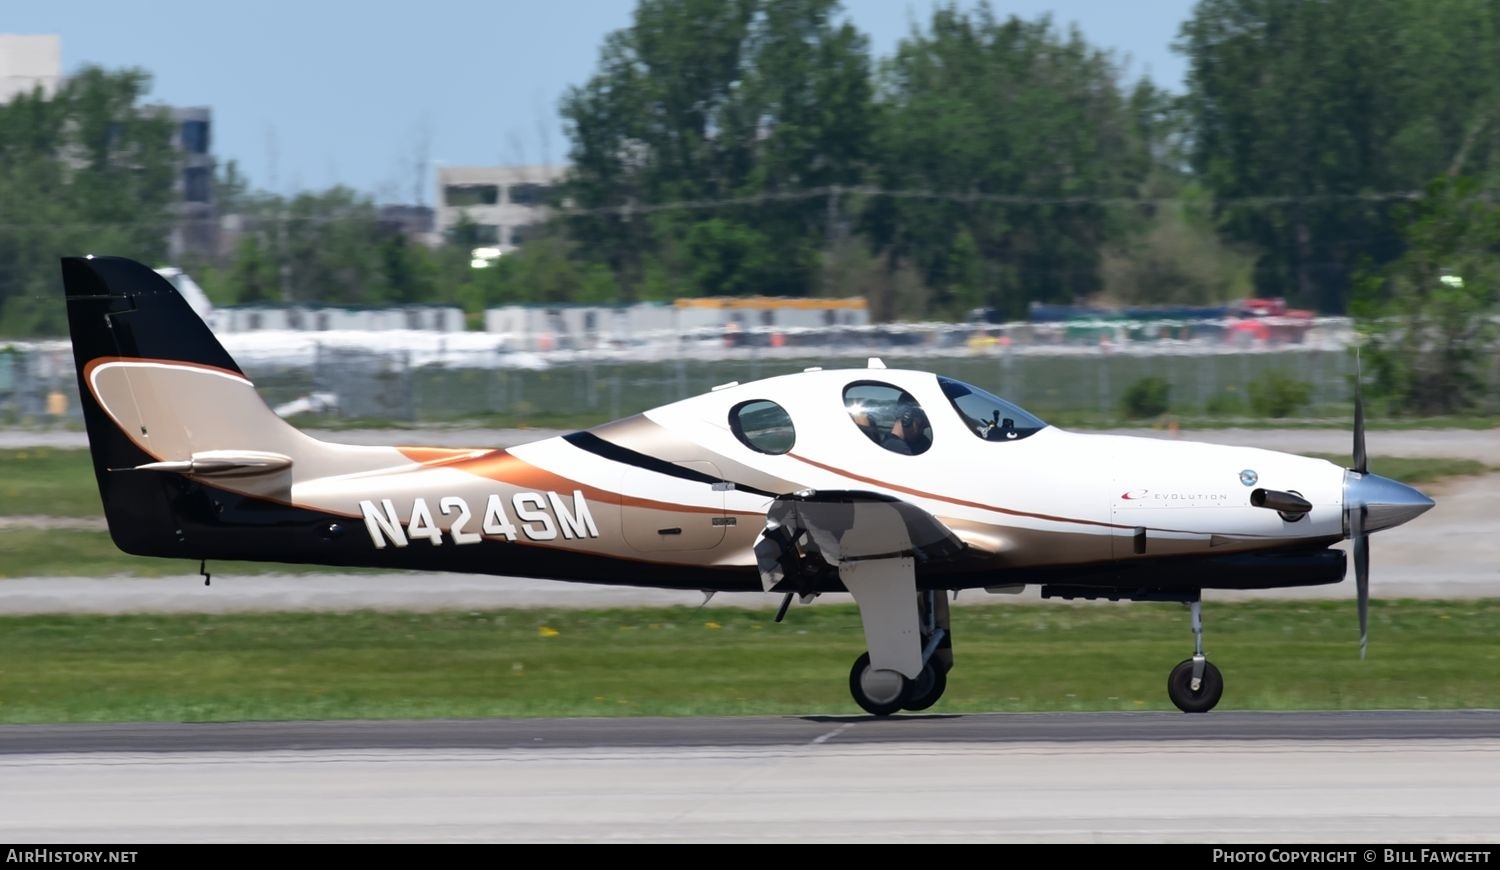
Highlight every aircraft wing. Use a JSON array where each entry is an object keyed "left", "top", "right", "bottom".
[{"left": 752, "top": 490, "right": 966, "bottom": 595}]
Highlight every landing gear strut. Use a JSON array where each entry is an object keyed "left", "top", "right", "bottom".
[
  {"left": 753, "top": 493, "right": 964, "bottom": 718},
  {"left": 904, "top": 590, "right": 950, "bottom": 711},
  {"left": 902, "top": 658, "right": 948, "bottom": 712},
  {"left": 1167, "top": 596, "right": 1223, "bottom": 713}
]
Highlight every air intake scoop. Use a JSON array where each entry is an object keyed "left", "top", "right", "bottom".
[{"left": 1250, "top": 488, "right": 1312, "bottom": 515}]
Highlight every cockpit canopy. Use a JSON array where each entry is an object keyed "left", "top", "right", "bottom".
[
  {"left": 938, "top": 377, "right": 1047, "bottom": 442},
  {"left": 842, "top": 376, "right": 1047, "bottom": 455}
]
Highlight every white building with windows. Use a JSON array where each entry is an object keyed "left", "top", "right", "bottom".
[
  {"left": 0, "top": 34, "right": 60, "bottom": 103},
  {"left": 2, "top": 36, "right": 217, "bottom": 261},
  {"left": 166, "top": 106, "right": 217, "bottom": 261},
  {"left": 435, "top": 164, "right": 565, "bottom": 254}
]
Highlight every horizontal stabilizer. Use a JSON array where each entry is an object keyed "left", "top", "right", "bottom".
[{"left": 119, "top": 450, "right": 293, "bottom": 477}]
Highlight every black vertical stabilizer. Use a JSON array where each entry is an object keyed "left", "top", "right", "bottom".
[{"left": 60, "top": 256, "right": 237, "bottom": 557}]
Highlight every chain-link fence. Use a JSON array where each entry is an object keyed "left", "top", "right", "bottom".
[{"left": 3, "top": 340, "right": 1419, "bottom": 427}]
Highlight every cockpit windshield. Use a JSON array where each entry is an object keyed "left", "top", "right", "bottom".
[{"left": 938, "top": 377, "right": 1047, "bottom": 442}]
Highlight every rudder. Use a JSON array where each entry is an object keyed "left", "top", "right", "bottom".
[{"left": 62, "top": 257, "right": 318, "bottom": 558}]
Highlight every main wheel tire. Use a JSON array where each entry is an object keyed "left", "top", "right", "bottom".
[
  {"left": 848, "top": 652, "right": 911, "bottom": 716},
  {"left": 1167, "top": 658, "right": 1224, "bottom": 713},
  {"left": 902, "top": 661, "right": 948, "bottom": 712}
]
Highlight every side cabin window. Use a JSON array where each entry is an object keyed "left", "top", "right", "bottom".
[
  {"left": 843, "top": 381, "right": 932, "bottom": 456},
  {"left": 730, "top": 399, "right": 796, "bottom": 455}
]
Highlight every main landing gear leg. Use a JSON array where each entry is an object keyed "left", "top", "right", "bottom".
[
  {"left": 753, "top": 495, "right": 962, "bottom": 717},
  {"left": 1167, "top": 594, "right": 1224, "bottom": 713},
  {"left": 838, "top": 501, "right": 926, "bottom": 716},
  {"left": 902, "top": 590, "right": 951, "bottom": 712},
  {"left": 843, "top": 554, "right": 921, "bottom": 716}
]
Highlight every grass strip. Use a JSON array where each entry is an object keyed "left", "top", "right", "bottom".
[
  {"left": 1, "top": 599, "right": 1496, "bottom": 723},
  {"left": 0, "top": 528, "right": 386, "bottom": 577}
]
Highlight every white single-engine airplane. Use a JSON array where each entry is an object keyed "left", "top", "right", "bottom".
[{"left": 62, "top": 257, "right": 1435, "bottom": 714}]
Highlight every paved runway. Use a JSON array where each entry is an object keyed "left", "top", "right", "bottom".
[
  {"left": 4, "top": 710, "right": 1499, "bottom": 754},
  {"left": 3, "top": 713, "right": 1498, "bottom": 843}
]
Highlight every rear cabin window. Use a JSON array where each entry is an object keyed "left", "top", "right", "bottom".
[{"left": 730, "top": 400, "right": 796, "bottom": 454}]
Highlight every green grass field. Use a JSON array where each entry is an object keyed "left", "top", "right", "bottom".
[
  {"left": 0, "top": 600, "right": 1496, "bottom": 723},
  {"left": 0, "top": 447, "right": 106, "bottom": 517},
  {"left": 0, "top": 528, "right": 389, "bottom": 578},
  {"left": 1299, "top": 454, "right": 1492, "bottom": 484}
]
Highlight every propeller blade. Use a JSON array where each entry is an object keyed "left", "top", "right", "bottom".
[
  {"left": 1352, "top": 506, "right": 1369, "bottom": 660},
  {"left": 1353, "top": 350, "right": 1368, "bottom": 475}
]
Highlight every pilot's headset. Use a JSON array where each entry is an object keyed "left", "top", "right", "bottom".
[{"left": 896, "top": 402, "right": 926, "bottom": 433}]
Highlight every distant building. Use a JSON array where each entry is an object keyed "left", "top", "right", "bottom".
[
  {"left": 164, "top": 106, "right": 218, "bottom": 262},
  {"left": 378, "top": 204, "right": 436, "bottom": 244},
  {"left": 485, "top": 297, "right": 869, "bottom": 351},
  {"left": 1, "top": 36, "right": 217, "bottom": 263},
  {"left": 673, "top": 297, "right": 869, "bottom": 331},
  {"left": 485, "top": 303, "right": 671, "bottom": 351},
  {"left": 435, "top": 165, "right": 565, "bottom": 254},
  {"left": 216, "top": 303, "right": 466, "bottom": 334},
  {"left": 0, "top": 35, "right": 61, "bottom": 103}
]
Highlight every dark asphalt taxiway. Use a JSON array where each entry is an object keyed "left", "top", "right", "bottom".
[{"left": 4, "top": 709, "right": 1498, "bottom": 755}]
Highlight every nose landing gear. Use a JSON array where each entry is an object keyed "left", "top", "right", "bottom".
[{"left": 1167, "top": 597, "right": 1223, "bottom": 713}]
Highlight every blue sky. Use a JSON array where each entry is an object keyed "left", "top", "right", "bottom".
[{"left": 6, "top": 0, "right": 1198, "bottom": 201}]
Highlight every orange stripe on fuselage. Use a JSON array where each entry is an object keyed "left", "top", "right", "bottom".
[
  {"left": 440, "top": 449, "right": 760, "bottom": 516},
  {"left": 396, "top": 446, "right": 492, "bottom": 466}
]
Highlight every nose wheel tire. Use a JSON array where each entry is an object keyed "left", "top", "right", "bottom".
[
  {"left": 902, "top": 661, "right": 948, "bottom": 712},
  {"left": 1167, "top": 658, "right": 1224, "bottom": 713},
  {"left": 849, "top": 652, "right": 912, "bottom": 716}
]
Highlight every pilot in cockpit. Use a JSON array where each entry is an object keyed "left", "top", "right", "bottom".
[
  {"left": 849, "top": 407, "right": 884, "bottom": 445},
  {"left": 884, "top": 401, "right": 931, "bottom": 455}
]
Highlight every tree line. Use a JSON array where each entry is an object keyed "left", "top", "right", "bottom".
[{"left": 0, "top": 0, "right": 1496, "bottom": 413}]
